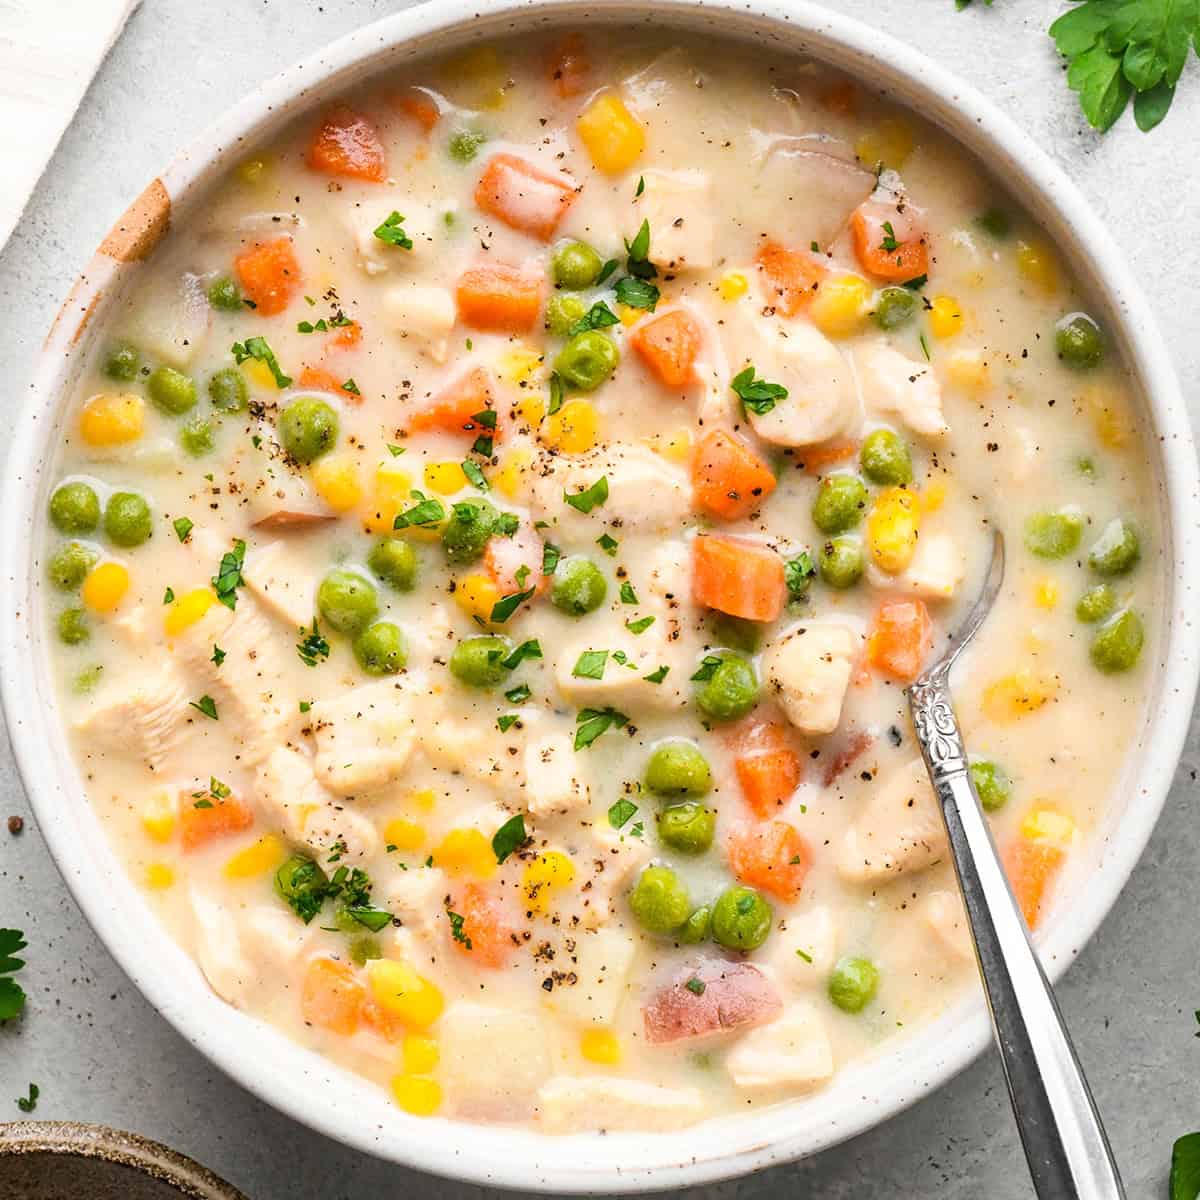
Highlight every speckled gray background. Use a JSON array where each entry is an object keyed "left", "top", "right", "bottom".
[{"left": 1, "top": 1, "right": 1198, "bottom": 1197}]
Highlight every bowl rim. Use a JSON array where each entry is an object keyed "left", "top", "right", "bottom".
[{"left": 3, "top": 0, "right": 1197, "bottom": 1191}]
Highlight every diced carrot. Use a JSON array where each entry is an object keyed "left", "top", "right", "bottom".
[
  {"left": 550, "top": 33, "right": 590, "bottom": 98},
  {"left": 800, "top": 440, "right": 859, "bottom": 474},
  {"left": 361, "top": 998, "right": 406, "bottom": 1043},
  {"left": 727, "top": 821, "right": 811, "bottom": 902},
  {"left": 692, "top": 534, "right": 786, "bottom": 622},
  {"left": 234, "top": 238, "right": 302, "bottom": 317},
  {"left": 410, "top": 367, "right": 499, "bottom": 437},
  {"left": 692, "top": 428, "right": 777, "bottom": 521},
  {"left": 485, "top": 523, "right": 550, "bottom": 596},
  {"left": 729, "top": 718, "right": 801, "bottom": 818},
  {"left": 850, "top": 202, "right": 929, "bottom": 282},
  {"left": 474, "top": 153, "right": 577, "bottom": 241},
  {"left": 331, "top": 320, "right": 362, "bottom": 350},
  {"left": 867, "top": 598, "right": 932, "bottom": 683},
  {"left": 755, "top": 243, "right": 828, "bottom": 318},
  {"left": 395, "top": 86, "right": 441, "bottom": 134},
  {"left": 1002, "top": 838, "right": 1066, "bottom": 930},
  {"left": 820, "top": 79, "right": 859, "bottom": 115},
  {"left": 456, "top": 265, "right": 543, "bottom": 333},
  {"left": 298, "top": 365, "right": 363, "bottom": 405},
  {"left": 452, "top": 884, "right": 515, "bottom": 968},
  {"left": 301, "top": 957, "right": 366, "bottom": 1036},
  {"left": 306, "top": 105, "right": 387, "bottom": 182},
  {"left": 179, "top": 791, "right": 254, "bottom": 851},
  {"left": 630, "top": 309, "right": 703, "bottom": 389}
]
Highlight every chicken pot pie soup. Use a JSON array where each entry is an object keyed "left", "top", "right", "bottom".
[{"left": 44, "top": 29, "right": 1156, "bottom": 1132}]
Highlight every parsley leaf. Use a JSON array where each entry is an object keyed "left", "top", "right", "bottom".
[
  {"left": 163, "top": 587, "right": 175, "bottom": 605},
  {"left": 568, "top": 301, "right": 620, "bottom": 335},
  {"left": 373, "top": 210, "right": 414, "bottom": 249},
  {"left": 542, "top": 542, "right": 562, "bottom": 576},
  {"left": 297, "top": 620, "right": 331, "bottom": 667},
  {"left": 643, "top": 664, "right": 669, "bottom": 684},
  {"left": 16, "top": 1082, "right": 38, "bottom": 1113},
  {"left": 596, "top": 533, "right": 619, "bottom": 556},
  {"left": 173, "top": 516, "right": 193, "bottom": 542},
  {"left": 690, "top": 655, "right": 723, "bottom": 682},
  {"left": 685, "top": 976, "right": 706, "bottom": 996},
  {"left": 502, "top": 639, "right": 542, "bottom": 669},
  {"left": 594, "top": 258, "right": 619, "bottom": 286},
  {"left": 0, "top": 929, "right": 27, "bottom": 1022},
  {"left": 574, "top": 706, "right": 629, "bottom": 750},
  {"left": 341, "top": 378, "right": 361, "bottom": 396},
  {"left": 231, "top": 336, "right": 291, "bottom": 388},
  {"left": 572, "top": 649, "right": 609, "bottom": 679},
  {"left": 624, "top": 219, "right": 657, "bottom": 279},
  {"left": 211, "top": 644, "right": 226, "bottom": 667},
  {"left": 1171, "top": 1133, "right": 1200, "bottom": 1200},
  {"left": 387, "top": 443, "right": 406, "bottom": 457},
  {"left": 446, "top": 909, "right": 472, "bottom": 949},
  {"left": 189, "top": 694, "right": 218, "bottom": 720},
  {"left": 607, "top": 798, "right": 638, "bottom": 829},
  {"left": 625, "top": 615, "right": 655, "bottom": 635},
  {"left": 614, "top": 275, "right": 660, "bottom": 311},
  {"left": 619, "top": 580, "right": 638, "bottom": 605},
  {"left": 492, "top": 813, "right": 528, "bottom": 863},
  {"left": 547, "top": 372, "right": 565, "bottom": 417},
  {"left": 497, "top": 713, "right": 521, "bottom": 733},
  {"left": 211, "top": 539, "right": 247, "bottom": 610},
  {"left": 880, "top": 220, "right": 900, "bottom": 252},
  {"left": 785, "top": 551, "right": 816, "bottom": 601},
  {"left": 461, "top": 460, "right": 489, "bottom": 491},
  {"left": 732, "top": 365, "right": 789, "bottom": 415},
  {"left": 490, "top": 587, "right": 535, "bottom": 624},
  {"left": 393, "top": 491, "right": 445, "bottom": 530},
  {"left": 795, "top": 947, "right": 814, "bottom": 963},
  {"left": 564, "top": 476, "right": 609, "bottom": 513}
]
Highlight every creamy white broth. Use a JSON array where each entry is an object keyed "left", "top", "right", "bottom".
[{"left": 44, "top": 28, "right": 1157, "bottom": 1131}]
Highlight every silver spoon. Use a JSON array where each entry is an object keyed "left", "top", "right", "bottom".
[{"left": 907, "top": 529, "right": 1125, "bottom": 1199}]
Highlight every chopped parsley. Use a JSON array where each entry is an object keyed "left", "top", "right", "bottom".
[
  {"left": 299, "top": 700, "right": 311, "bottom": 713},
  {"left": 211, "top": 538, "right": 247, "bottom": 610},
  {"left": 919, "top": 332, "right": 932, "bottom": 361},
  {"left": 596, "top": 533, "right": 619, "bottom": 556},
  {"left": 387, "top": 443, "right": 406, "bottom": 457},
  {"left": 690, "top": 655, "right": 723, "bottom": 683},
  {"left": 564, "top": 476, "right": 609, "bottom": 513},
  {"left": 795, "top": 948, "right": 814, "bottom": 963},
  {"left": 541, "top": 542, "right": 562, "bottom": 576},
  {"left": 625, "top": 615, "right": 655, "bottom": 635},
  {"left": 231, "top": 336, "right": 291, "bottom": 388},
  {"left": 373, "top": 210, "right": 414, "bottom": 249},
  {"left": 163, "top": 587, "right": 175, "bottom": 605},
  {"left": 491, "top": 813, "right": 528, "bottom": 864},
  {"left": 1170, "top": 1133, "right": 1200, "bottom": 1200},
  {"left": 461, "top": 460, "right": 489, "bottom": 491},
  {"left": 189, "top": 694, "right": 218, "bottom": 720},
  {"left": 624, "top": 219, "right": 657, "bottom": 280},
  {"left": 569, "top": 300, "right": 621, "bottom": 335},
  {"left": 635, "top": 175, "right": 646, "bottom": 198},
  {"left": 732, "top": 365, "right": 789, "bottom": 415},
  {"left": 594, "top": 258, "right": 619, "bottom": 286},
  {"left": 447, "top": 910, "right": 472, "bottom": 949},
  {"left": 619, "top": 580, "right": 638, "bottom": 605},
  {"left": 211, "top": 644, "right": 226, "bottom": 667},
  {"left": 15, "top": 1082, "right": 38, "bottom": 1113},
  {"left": 341, "top": 378, "right": 361, "bottom": 396},
  {"left": 344, "top": 905, "right": 392, "bottom": 933},
  {"left": 501, "top": 639, "right": 542, "bottom": 670},
  {"left": 880, "top": 220, "right": 900, "bottom": 252},
  {"left": 614, "top": 275, "right": 660, "bottom": 311},
  {"left": 494, "top": 512, "right": 520, "bottom": 537},
  {"left": 393, "top": 491, "right": 445, "bottom": 530},
  {"left": 607, "top": 798, "right": 638, "bottom": 829},
  {"left": 903, "top": 273, "right": 928, "bottom": 291},
  {"left": 496, "top": 713, "right": 521, "bottom": 733},
  {"left": 490, "top": 586, "right": 536, "bottom": 624},
  {"left": 547, "top": 372, "right": 565, "bottom": 417},
  {"left": 643, "top": 665, "right": 670, "bottom": 684},
  {"left": 785, "top": 551, "right": 816, "bottom": 601},
  {"left": 574, "top": 706, "right": 629, "bottom": 750},
  {"left": 297, "top": 620, "right": 331, "bottom": 667},
  {"left": 572, "top": 649, "right": 609, "bottom": 680},
  {"left": 173, "top": 516, "right": 193, "bottom": 542},
  {"left": 684, "top": 976, "right": 706, "bottom": 996},
  {"left": 0, "top": 929, "right": 27, "bottom": 1022}
]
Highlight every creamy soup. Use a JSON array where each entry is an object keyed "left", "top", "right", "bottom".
[{"left": 42, "top": 28, "right": 1156, "bottom": 1133}]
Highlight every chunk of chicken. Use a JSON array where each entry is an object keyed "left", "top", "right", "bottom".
[
  {"left": 422, "top": 714, "right": 526, "bottom": 800},
  {"left": 763, "top": 623, "right": 858, "bottom": 735},
  {"left": 744, "top": 321, "right": 859, "bottom": 447},
  {"left": 242, "top": 905, "right": 316, "bottom": 972},
  {"left": 541, "top": 926, "right": 636, "bottom": 1025},
  {"left": 627, "top": 169, "right": 713, "bottom": 271},
  {"left": 232, "top": 433, "right": 334, "bottom": 531},
  {"left": 767, "top": 905, "right": 838, "bottom": 989},
  {"left": 188, "top": 887, "right": 253, "bottom": 1005},
  {"left": 526, "top": 443, "right": 691, "bottom": 537},
  {"left": 921, "top": 889, "right": 974, "bottom": 962},
  {"left": 244, "top": 540, "right": 316, "bottom": 630},
  {"left": 857, "top": 341, "right": 949, "bottom": 438},
  {"left": 644, "top": 959, "right": 782, "bottom": 1044},
  {"left": 753, "top": 140, "right": 877, "bottom": 247},
  {"left": 898, "top": 530, "right": 966, "bottom": 598},
  {"left": 346, "top": 201, "right": 434, "bottom": 275},
  {"left": 378, "top": 866, "right": 447, "bottom": 943},
  {"left": 554, "top": 634, "right": 687, "bottom": 713},
  {"left": 380, "top": 283, "right": 457, "bottom": 363},
  {"left": 525, "top": 733, "right": 590, "bottom": 817},
  {"left": 725, "top": 1000, "right": 835, "bottom": 1090},
  {"left": 538, "top": 1076, "right": 705, "bottom": 1134},
  {"left": 440, "top": 1003, "right": 552, "bottom": 1121},
  {"left": 309, "top": 680, "right": 420, "bottom": 797},
  {"left": 74, "top": 662, "right": 190, "bottom": 773},
  {"left": 579, "top": 826, "right": 651, "bottom": 929},
  {"left": 125, "top": 271, "right": 210, "bottom": 368},
  {"left": 837, "top": 758, "right": 946, "bottom": 883}
]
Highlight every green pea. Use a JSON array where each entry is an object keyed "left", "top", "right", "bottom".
[
  {"left": 545, "top": 293, "right": 588, "bottom": 338},
  {"left": 1090, "top": 609, "right": 1144, "bottom": 674},
  {"left": 354, "top": 621, "right": 408, "bottom": 675},
  {"left": 551, "top": 557, "right": 607, "bottom": 615},
  {"left": 969, "top": 759, "right": 1011, "bottom": 812},
  {"left": 709, "top": 613, "right": 763, "bottom": 654},
  {"left": 317, "top": 569, "right": 378, "bottom": 635},
  {"left": 279, "top": 396, "right": 339, "bottom": 463},
  {"left": 678, "top": 905, "right": 712, "bottom": 945},
  {"left": 47, "top": 542, "right": 98, "bottom": 591},
  {"left": 103, "top": 341, "right": 141, "bottom": 382},
  {"left": 367, "top": 537, "right": 418, "bottom": 591},
  {"left": 180, "top": 417, "right": 215, "bottom": 457},
  {"left": 711, "top": 885, "right": 772, "bottom": 951},
  {"left": 1023, "top": 509, "right": 1083, "bottom": 560},
  {"left": 695, "top": 652, "right": 758, "bottom": 723},
  {"left": 147, "top": 366, "right": 198, "bottom": 415},
  {"left": 104, "top": 492, "right": 152, "bottom": 547},
  {"left": 441, "top": 498, "right": 498, "bottom": 565},
  {"left": 207, "top": 275, "right": 243, "bottom": 312},
  {"left": 1087, "top": 518, "right": 1139, "bottom": 577},
  {"left": 819, "top": 537, "right": 864, "bottom": 589},
  {"left": 645, "top": 739, "right": 712, "bottom": 798},
  {"left": 49, "top": 481, "right": 100, "bottom": 535},
  {"left": 657, "top": 802, "right": 716, "bottom": 855},
  {"left": 872, "top": 287, "right": 918, "bottom": 331},
  {"left": 208, "top": 367, "right": 248, "bottom": 413},
  {"left": 552, "top": 240, "right": 604, "bottom": 289},
  {"left": 812, "top": 473, "right": 868, "bottom": 535},
  {"left": 554, "top": 331, "right": 619, "bottom": 391},
  {"left": 350, "top": 935, "right": 383, "bottom": 967},
  {"left": 859, "top": 428, "right": 913, "bottom": 486},
  {"left": 1075, "top": 583, "right": 1116, "bottom": 624},
  {"left": 828, "top": 956, "right": 879, "bottom": 1013},
  {"left": 628, "top": 866, "right": 691, "bottom": 935},
  {"left": 57, "top": 607, "right": 90, "bottom": 646},
  {"left": 449, "top": 635, "right": 512, "bottom": 689},
  {"left": 448, "top": 129, "right": 486, "bottom": 163},
  {"left": 976, "top": 208, "right": 1011, "bottom": 238},
  {"left": 1055, "top": 312, "right": 1105, "bottom": 369}
]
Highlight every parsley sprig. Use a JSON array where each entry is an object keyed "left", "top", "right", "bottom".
[{"left": 0, "top": 929, "right": 27, "bottom": 1022}]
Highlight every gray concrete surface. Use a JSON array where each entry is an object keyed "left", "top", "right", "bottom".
[{"left": 1, "top": 1, "right": 1198, "bottom": 1196}]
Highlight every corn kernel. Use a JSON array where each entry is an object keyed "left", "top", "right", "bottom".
[
  {"left": 1015, "top": 239, "right": 1059, "bottom": 295},
  {"left": 141, "top": 792, "right": 176, "bottom": 843},
  {"left": 718, "top": 272, "right": 749, "bottom": 301},
  {"left": 982, "top": 669, "right": 1059, "bottom": 723},
  {"left": 390, "top": 1074, "right": 442, "bottom": 1116},
  {"left": 522, "top": 851, "right": 575, "bottom": 916},
  {"left": 409, "top": 788, "right": 436, "bottom": 812},
  {"left": 1079, "top": 383, "right": 1131, "bottom": 449},
  {"left": 919, "top": 481, "right": 947, "bottom": 513},
  {"left": 515, "top": 394, "right": 546, "bottom": 428},
  {"left": 368, "top": 959, "right": 445, "bottom": 1028},
  {"left": 81, "top": 562, "right": 129, "bottom": 613},
  {"left": 164, "top": 587, "right": 217, "bottom": 636},
  {"left": 1033, "top": 578, "right": 1060, "bottom": 610},
  {"left": 809, "top": 273, "right": 871, "bottom": 339},
  {"left": 362, "top": 464, "right": 416, "bottom": 535},
  {"left": 223, "top": 833, "right": 286, "bottom": 880},
  {"left": 80, "top": 393, "right": 144, "bottom": 447},
  {"left": 929, "top": 295, "right": 964, "bottom": 339},
  {"left": 542, "top": 399, "right": 599, "bottom": 454},
  {"left": 402, "top": 1034, "right": 440, "bottom": 1074},
  {"left": 577, "top": 92, "right": 645, "bottom": 174},
  {"left": 854, "top": 118, "right": 914, "bottom": 169},
  {"left": 1020, "top": 807, "right": 1076, "bottom": 845},
  {"left": 433, "top": 828, "right": 496, "bottom": 879},
  {"left": 236, "top": 157, "right": 270, "bottom": 185},
  {"left": 645, "top": 427, "right": 693, "bottom": 465},
  {"left": 145, "top": 863, "right": 175, "bottom": 890},
  {"left": 866, "top": 487, "right": 920, "bottom": 574},
  {"left": 243, "top": 359, "right": 278, "bottom": 391},
  {"left": 498, "top": 346, "right": 543, "bottom": 385},
  {"left": 454, "top": 573, "right": 500, "bottom": 626},
  {"left": 617, "top": 304, "right": 644, "bottom": 327},
  {"left": 424, "top": 461, "right": 470, "bottom": 496},
  {"left": 492, "top": 450, "right": 531, "bottom": 500},
  {"left": 441, "top": 46, "right": 507, "bottom": 110},
  {"left": 945, "top": 349, "right": 991, "bottom": 393},
  {"left": 311, "top": 455, "right": 363, "bottom": 513},
  {"left": 580, "top": 1027, "right": 622, "bottom": 1065},
  {"left": 384, "top": 817, "right": 426, "bottom": 853}
]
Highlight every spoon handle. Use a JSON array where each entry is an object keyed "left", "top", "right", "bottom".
[{"left": 909, "top": 672, "right": 1125, "bottom": 1200}]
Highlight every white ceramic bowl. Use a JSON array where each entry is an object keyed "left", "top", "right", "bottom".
[{"left": 3, "top": 0, "right": 1197, "bottom": 1191}]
